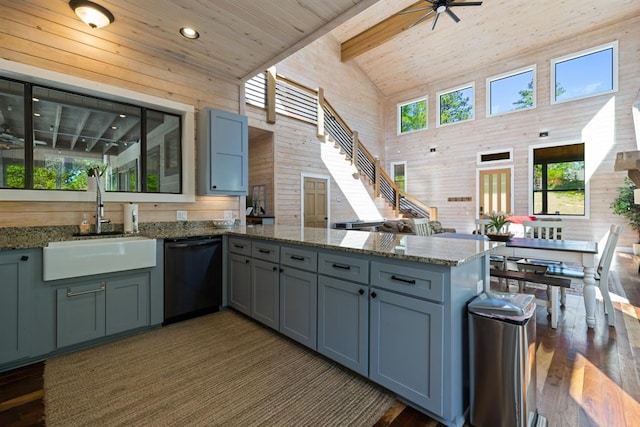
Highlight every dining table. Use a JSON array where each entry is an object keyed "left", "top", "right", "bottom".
[
  {"left": 434, "top": 233, "right": 600, "bottom": 328},
  {"left": 492, "top": 237, "right": 599, "bottom": 328}
]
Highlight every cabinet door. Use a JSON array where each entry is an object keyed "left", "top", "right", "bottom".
[
  {"left": 198, "top": 108, "right": 248, "bottom": 195},
  {"left": 318, "top": 276, "right": 368, "bottom": 376},
  {"left": 56, "top": 281, "right": 106, "bottom": 348},
  {"left": 279, "top": 267, "right": 317, "bottom": 350},
  {"left": 0, "top": 251, "right": 32, "bottom": 365},
  {"left": 106, "top": 274, "right": 150, "bottom": 335},
  {"left": 228, "top": 253, "right": 251, "bottom": 315},
  {"left": 251, "top": 259, "right": 279, "bottom": 330},
  {"left": 369, "top": 288, "right": 444, "bottom": 416}
]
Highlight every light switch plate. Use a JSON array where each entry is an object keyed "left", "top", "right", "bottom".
[{"left": 176, "top": 210, "right": 187, "bottom": 221}]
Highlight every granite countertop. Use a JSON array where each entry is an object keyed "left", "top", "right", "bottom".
[{"left": 0, "top": 222, "right": 499, "bottom": 267}]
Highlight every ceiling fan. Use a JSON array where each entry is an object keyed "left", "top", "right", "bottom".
[{"left": 399, "top": 0, "right": 483, "bottom": 31}]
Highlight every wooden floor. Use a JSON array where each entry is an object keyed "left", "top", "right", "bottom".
[{"left": 1, "top": 251, "right": 639, "bottom": 427}]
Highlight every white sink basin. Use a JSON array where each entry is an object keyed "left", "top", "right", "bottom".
[{"left": 43, "top": 236, "right": 157, "bottom": 281}]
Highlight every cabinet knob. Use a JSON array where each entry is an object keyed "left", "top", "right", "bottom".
[
  {"left": 370, "top": 291, "right": 377, "bottom": 298},
  {"left": 245, "top": 259, "right": 250, "bottom": 264},
  {"left": 358, "top": 288, "right": 365, "bottom": 295},
  {"left": 279, "top": 268, "right": 284, "bottom": 273},
  {"left": 20, "top": 255, "right": 29, "bottom": 261},
  {"left": 212, "top": 185, "right": 217, "bottom": 189},
  {"left": 272, "top": 266, "right": 278, "bottom": 271}
]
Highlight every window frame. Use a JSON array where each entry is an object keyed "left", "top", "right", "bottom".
[
  {"left": 550, "top": 41, "right": 618, "bottom": 105},
  {"left": 390, "top": 160, "right": 408, "bottom": 192},
  {"left": 0, "top": 59, "right": 195, "bottom": 203},
  {"left": 397, "top": 96, "right": 428, "bottom": 135},
  {"left": 528, "top": 140, "right": 589, "bottom": 219},
  {"left": 486, "top": 65, "right": 536, "bottom": 117},
  {"left": 436, "top": 82, "right": 475, "bottom": 127}
]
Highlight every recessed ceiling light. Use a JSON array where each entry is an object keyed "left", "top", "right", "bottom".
[
  {"left": 32, "top": 97, "right": 40, "bottom": 102},
  {"left": 180, "top": 27, "right": 200, "bottom": 40},
  {"left": 33, "top": 112, "right": 41, "bottom": 117},
  {"left": 111, "top": 126, "right": 117, "bottom": 129},
  {"left": 119, "top": 113, "right": 126, "bottom": 118}
]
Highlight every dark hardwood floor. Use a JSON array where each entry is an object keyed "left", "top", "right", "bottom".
[{"left": 2, "top": 251, "right": 639, "bottom": 426}]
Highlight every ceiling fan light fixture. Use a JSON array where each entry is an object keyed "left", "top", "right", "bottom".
[
  {"left": 436, "top": 5, "right": 447, "bottom": 13},
  {"left": 180, "top": 27, "right": 200, "bottom": 40},
  {"left": 69, "top": 0, "right": 114, "bottom": 29}
]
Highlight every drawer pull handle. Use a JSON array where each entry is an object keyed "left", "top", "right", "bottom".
[
  {"left": 390, "top": 275, "right": 416, "bottom": 285},
  {"left": 332, "top": 263, "right": 351, "bottom": 270},
  {"left": 234, "top": 244, "right": 245, "bottom": 249},
  {"left": 258, "top": 249, "right": 271, "bottom": 254},
  {"left": 67, "top": 282, "right": 105, "bottom": 297},
  {"left": 290, "top": 255, "right": 305, "bottom": 261}
]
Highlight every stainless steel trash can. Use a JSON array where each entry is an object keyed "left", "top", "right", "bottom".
[{"left": 468, "top": 291, "right": 547, "bottom": 427}]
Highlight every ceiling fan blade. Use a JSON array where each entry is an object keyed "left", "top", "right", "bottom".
[
  {"left": 408, "top": 10, "right": 436, "bottom": 29},
  {"left": 446, "top": 8, "right": 461, "bottom": 22},
  {"left": 449, "top": 1, "right": 483, "bottom": 6},
  {"left": 431, "top": 12, "right": 440, "bottom": 30},
  {"left": 398, "top": 6, "right": 433, "bottom": 15}
]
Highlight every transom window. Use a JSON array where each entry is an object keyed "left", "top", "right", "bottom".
[
  {"left": 0, "top": 76, "right": 182, "bottom": 193},
  {"left": 551, "top": 41, "right": 618, "bottom": 104},
  {"left": 397, "top": 97, "right": 427, "bottom": 134},
  {"left": 437, "top": 83, "right": 474, "bottom": 126},
  {"left": 531, "top": 143, "right": 585, "bottom": 216},
  {"left": 486, "top": 66, "right": 535, "bottom": 116}
]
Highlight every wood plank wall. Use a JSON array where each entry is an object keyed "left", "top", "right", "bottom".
[
  {"left": 0, "top": 2, "right": 245, "bottom": 227},
  {"left": 383, "top": 15, "right": 640, "bottom": 246},
  {"left": 248, "top": 132, "right": 275, "bottom": 216},
  {"left": 247, "top": 34, "right": 388, "bottom": 226}
]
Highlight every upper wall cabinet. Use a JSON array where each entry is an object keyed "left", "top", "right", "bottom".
[{"left": 197, "top": 108, "right": 248, "bottom": 196}]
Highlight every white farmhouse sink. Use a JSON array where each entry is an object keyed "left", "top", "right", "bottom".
[{"left": 43, "top": 236, "right": 157, "bottom": 281}]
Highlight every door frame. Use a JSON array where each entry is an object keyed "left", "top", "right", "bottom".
[
  {"left": 300, "top": 173, "right": 330, "bottom": 229},
  {"left": 476, "top": 165, "right": 514, "bottom": 216}
]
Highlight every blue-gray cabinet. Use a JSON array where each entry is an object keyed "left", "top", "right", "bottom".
[
  {"left": 317, "top": 275, "right": 368, "bottom": 376},
  {"left": 228, "top": 253, "right": 252, "bottom": 316},
  {"left": 197, "top": 107, "right": 248, "bottom": 195},
  {"left": 279, "top": 266, "right": 317, "bottom": 350},
  {"left": 0, "top": 250, "right": 33, "bottom": 365},
  {"left": 317, "top": 252, "right": 369, "bottom": 376},
  {"left": 56, "top": 273, "right": 151, "bottom": 349},
  {"left": 369, "top": 288, "right": 444, "bottom": 416},
  {"left": 56, "top": 281, "right": 107, "bottom": 348},
  {"left": 251, "top": 240, "right": 280, "bottom": 330}
]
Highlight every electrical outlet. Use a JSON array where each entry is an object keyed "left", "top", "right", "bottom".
[{"left": 176, "top": 210, "right": 187, "bottom": 221}]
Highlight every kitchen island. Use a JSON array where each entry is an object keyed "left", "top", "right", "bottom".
[{"left": 0, "top": 223, "right": 498, "bottom": 427}]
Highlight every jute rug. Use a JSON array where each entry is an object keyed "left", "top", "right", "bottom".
[{"left": 44, "top": 310, "right": 395, "bottom": 426}]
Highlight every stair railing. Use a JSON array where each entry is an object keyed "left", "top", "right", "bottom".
[{"left": 245, "top": 70, "right": 437, "bottom": 220}]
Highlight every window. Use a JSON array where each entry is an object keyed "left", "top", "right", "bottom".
[
  {"left": 531, "top": 143, "right": 585, "bottom": 216},
  {"left": 0, "top": 77, "right": 182, "bottom": 194},
  {"left": 397, "top": 97, "right": 427, "bottom": 134},
  {"left": 437, "top": 83, "right": 474, "bottom": 126},
  {"left": 487, "top": 66, "right": 535, "bottom": 116},
  {"left": 390, "top": 161, "right": 407, "bottom": 192},
  {"left": 551, "top": 41, "right": 618, "bottom": 104}
]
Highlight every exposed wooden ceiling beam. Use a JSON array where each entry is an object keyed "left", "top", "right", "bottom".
[{"left": 341, "top": 1, "right": 424, "bottom": 62}]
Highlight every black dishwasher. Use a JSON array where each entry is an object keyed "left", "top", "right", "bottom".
[{"left": 164, "top": 236, "right": 222, "bottom": 325}]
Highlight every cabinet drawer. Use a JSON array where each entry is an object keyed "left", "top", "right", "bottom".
[
  {"left": 280, "top": 246, "right": 317, "bottom": 272},
  {"left": 370, "top": 261, "right": 444, "bottom": 303},
  {"left": 318, "top": 252, "right": 369, "bottom": 284},
  {"left": 251, "top": 241, "right": 280, "bottom": 263},
  {"left": 229, "top": 237, "right": 251, "bottom": 256}
]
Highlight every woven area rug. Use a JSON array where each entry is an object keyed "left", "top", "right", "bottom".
[{"left": 44, "top": 310, "right": 395, "bottom": 426}]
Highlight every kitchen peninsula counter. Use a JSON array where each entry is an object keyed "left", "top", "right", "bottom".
[{"left": 0, "top": 222, "right": 499, "bottom": 266}]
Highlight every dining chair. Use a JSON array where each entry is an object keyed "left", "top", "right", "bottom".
[
  {"left": 544, "top": 224, "right": 622, "bottom": 327},
  {"left": 474, "top": 218, "right": 491, "bottom": 235},
  {"left": 518, "top": 219, "right": 566, "bottom": 304},
  {"left": 412, "top": 218, "right": 432, "bottom": 236},
  {"left": 522, "top": 220, "right": 563, "bottom": 239}
]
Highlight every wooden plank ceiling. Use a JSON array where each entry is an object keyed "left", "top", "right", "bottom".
[{"left": 332, "top": 0, "right": 640, "bottom": 96}]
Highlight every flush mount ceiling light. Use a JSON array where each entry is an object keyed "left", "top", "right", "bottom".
[
  {"left": 69, "top": 0, "right": 114, "bottom": 29},
  {"left": 179, "top": 27, "right": 200, "bottom": 40}
]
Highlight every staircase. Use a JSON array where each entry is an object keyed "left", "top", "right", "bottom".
[{"left": 245, "top": 68, "right": 437, "bottom": 220}]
